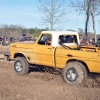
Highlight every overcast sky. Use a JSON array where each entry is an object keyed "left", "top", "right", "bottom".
[{"left": 0, "top": 0, "right": 100, "bottom": 34}]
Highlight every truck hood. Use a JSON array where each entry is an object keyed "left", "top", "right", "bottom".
[{"left": 10, "top": 41, "right": 35, "bottom": 48}]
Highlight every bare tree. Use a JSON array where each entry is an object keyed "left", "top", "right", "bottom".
[
  {"left": 69, "top": 0, "right": 100, "bottom": 42},
  {"left": 0, "top": 24, "right": 30, "bottom": 38},
  {"left": 69, "top": 0, "right": 90, "bottom": 38},
  {"left": 90, "top": 0, "right": 100, "bottom": 42},
  {"left": 38, "top": 0, "right": 67, "bottom": 30}
]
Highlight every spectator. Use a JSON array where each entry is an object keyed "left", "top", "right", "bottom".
[{"left": 10, "top": 37, "right": 13, "bottom": 42}]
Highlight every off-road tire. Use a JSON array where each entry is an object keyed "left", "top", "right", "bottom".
[
  {"left": 14, "top": 57, "right": 29, "bottom": 75},
  {"left": 62, "top": 61, "right": 87, "bottom": 85}
]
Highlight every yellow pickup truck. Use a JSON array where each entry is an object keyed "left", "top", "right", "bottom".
[{"left": 9, "top": 31, "right": 100, "bottom": 85}]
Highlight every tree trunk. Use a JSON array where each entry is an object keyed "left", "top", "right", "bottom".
[
  {"left": 85, "top": 0, "right": 91, "bottom": 38},
  {"left": 85, "top": 11, "right": 89, "bottom": 38},
  {"left": 91, "top": 12, "right": 97, "bottom": 42},
  {"left": 90, "top": 4, "right": 97, "bottom": 42}
]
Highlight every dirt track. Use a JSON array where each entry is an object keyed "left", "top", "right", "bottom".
[
  {"left": 0, "top": 46, "right": 100, "bottom": 100},
  {"left": 0, "top": 61, "right": 100, "bottom": 100}
]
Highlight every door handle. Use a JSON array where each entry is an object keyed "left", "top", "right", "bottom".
[
  {"left": 67, "top": 54, "right": 73, "bottom": 57},
  {"left": 47, "top": 48, "right": 52, "bottom": 49}
]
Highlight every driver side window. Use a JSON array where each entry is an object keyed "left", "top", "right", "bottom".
[{"left": 38, "top": 34, "right": 52, "bottom": 45}]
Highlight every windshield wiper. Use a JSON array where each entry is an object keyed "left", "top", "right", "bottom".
[
  {"left": 59, "top": 43, "right": 74, "bottom": 50},
  {"left": 59, "top": 43, "right": 82, "bottom": 50}
]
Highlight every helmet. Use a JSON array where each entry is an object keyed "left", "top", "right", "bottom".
[{"left": 65, "top": 36, "right": 72, "bottom": 43}]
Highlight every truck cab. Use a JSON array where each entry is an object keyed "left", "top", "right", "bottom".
[
  {"left": 10, "top": 31, "right": 80, "bottom": 67},
  {"left": 37, "top": 31, "right": 80, "bottom": 47}
]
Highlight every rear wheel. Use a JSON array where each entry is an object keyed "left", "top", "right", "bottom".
[
  {"left": 14, "top": 57, "right": 29, "bottom": 75},
  {"left": 62, "top": 61, "right": 87, "bottom": 85}
]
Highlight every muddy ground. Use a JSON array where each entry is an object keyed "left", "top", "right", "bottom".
[{"left": 0, "top": 46, "right": 100, "bottom": 100}]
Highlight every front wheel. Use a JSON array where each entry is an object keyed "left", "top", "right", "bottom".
[
  {"left": 14, "top": 57, "right": 29, "bottom": 75},
  {"left": 62, "top": 61, "right": 87, "bottom": 85}
]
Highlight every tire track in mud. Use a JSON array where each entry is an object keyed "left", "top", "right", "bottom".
[
  {"left": 0, "top": 60, "right": 100, "bottom": 89},
  {"left": 82, "top": 74, "right": 100, "bottom": 88}
]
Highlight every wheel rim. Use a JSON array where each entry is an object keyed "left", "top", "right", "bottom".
[
  {"left": 66, "top": 68, "right": 78, "bottom": 82},
  {"left": 15, "top": 61, "right": 22, "bottom": 72}
]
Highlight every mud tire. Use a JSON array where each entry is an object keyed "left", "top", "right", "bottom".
[
  {"left": 14, "top": 57, "right": 29, "bottom": 75},
  {"left": 62, "top": 61, "right": 87, "bottom": 85}
]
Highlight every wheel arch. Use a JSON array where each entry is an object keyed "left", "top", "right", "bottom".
[
  {"left": 14, "top": 53, "right": 27, "bottom": 59},
  {"left": 66, "top": 59, "right": 90, "bottom": 73}
]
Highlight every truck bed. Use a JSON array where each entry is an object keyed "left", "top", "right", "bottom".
[{"left": 81, "top": 46, "right": 100, "bottom": 52}]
